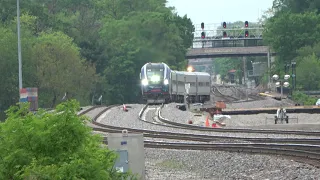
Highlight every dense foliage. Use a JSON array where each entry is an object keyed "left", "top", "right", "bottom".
[
  {"left": 263, "top": 0, "right": 320, "bottom": 91},
  {"left": 291, "top": 91, "right": 318, "bottom": 105},
  {"left": 0, "top": 0, "right": 194, "bottom": 115},
  {"left": 0, "top": 100, "right": 137, "bottom": 179},
  {"left": 258, "top": 0, "right": 320, "bottom": 104}
]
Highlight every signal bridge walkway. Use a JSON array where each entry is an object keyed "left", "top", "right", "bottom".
[{"left": 186, "top": 46, "right": 276, "bottom": 59}]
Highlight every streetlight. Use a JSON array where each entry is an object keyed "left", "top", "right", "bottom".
[
  {"left": 272, "top": 74, "right": 290, "bottom": 101},
  {"left": 17, "top": 0, "right": 23, "bottom": 92}
]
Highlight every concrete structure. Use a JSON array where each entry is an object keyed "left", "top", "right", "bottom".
[
  {"left": 107, "top": 131, "right": 145, "bottom": 180},
  {"left": 186, "top": 46, "right": 276, "bottom": 59}
]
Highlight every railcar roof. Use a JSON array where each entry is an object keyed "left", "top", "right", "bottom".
[{"left": 171, "top": 70, "right": 210, "bottom": 76}]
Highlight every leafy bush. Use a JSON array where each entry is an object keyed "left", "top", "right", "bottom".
[
  {"left": 0, "top": 100, "right": 137, "bottom": 179},
  {"left": 292, "top": 91, "right": 317, "bottom": 105}
]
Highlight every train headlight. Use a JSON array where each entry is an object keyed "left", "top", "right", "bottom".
[
  {"left": 142, "top": 79, "right": 148, "bottom": 86},
  {"left": 164, "top": 79, "right": 169, "bottom": 85}
]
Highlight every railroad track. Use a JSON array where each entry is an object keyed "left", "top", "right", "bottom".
[
  {"left": 78, "top": 105, "right": 320, "bottom": 167},
  {"left": 156, "top": 104, "right": 320, "bottom": 136},
  {"left": 212, "top": 86, "right": 239, "bottom": 102},
  {"left": 214, "top": 85, "right": 265, "bottom": 102}
]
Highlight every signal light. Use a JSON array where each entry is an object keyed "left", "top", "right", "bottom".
[
  {"left": 201, "top": 22, "right": 204, "bottom": 29},
  {"left": 201, "top": 32, "right": 205, "bottom": 39},
  {"left": 223, "top": 31, "right": 227, "bottom": 37},
  {"left": 187, "top": 66, "right": 194, "bottom": 72},
  {"left": 245, "top": 21, "right": 248, "bottom": 27},
  {"left": 245, "top": 30, "right": 249, "bottom": 37},
  {"left": 223, "top": 22, "right": 226, "bottom": 28}
]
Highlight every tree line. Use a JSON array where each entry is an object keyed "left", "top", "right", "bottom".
[
  {"left": 0, "top": 0, "right": 194, "bottom": 117},
  {"left": 264, "top": 0, "right": 320, "bottom": 92}
]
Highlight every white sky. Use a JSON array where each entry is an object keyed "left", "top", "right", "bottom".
[{"left": 166, "top": 0, "right": 274, "bottom": 25}]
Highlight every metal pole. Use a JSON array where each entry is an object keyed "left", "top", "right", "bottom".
[
  {"left": 243, "top": 57, "right": 246, "bottom": 87},
  {"left": 267, "top": 49, "right": 271, "bottom": 89},
  {"left": 17, "top": 0, "right": 23, "bottom": 90},
  {"left": 91, "top": 95, "right": 94, "bottom": 105},
  {"left": 280, "top": 83, "right": 283, "bottom": 101}
]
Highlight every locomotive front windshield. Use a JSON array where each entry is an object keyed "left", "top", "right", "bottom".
[{"left": 146, "top": 68, "right": 164, "bottom": 83}]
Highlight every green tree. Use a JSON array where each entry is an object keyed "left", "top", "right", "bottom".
[
  {"left": 272, "top": 0, "right": 320, "bottom": 14},
  {"left": 31, "top": 31, "right": 98, "bottom": 107},
  {"left": 213, "top": 58, "right": 243, "bottom": 83},
  {"left": 0, "top": 14, "right": 36, "bottom": 118},
  {"left": 0, "top": 0, "right": 195, "bottom": 107},
  {"left": 99, "top": 10, "right": 194, "bottom": 103},
  {"left": 295, "top": 54, "right": 320, "bottom": 90},
  {"left": 295, "top": 43, "right": 320, "bottom": 90},
  {"left": 263, "top": 11, "right": 320, "bottom": 63},
  {"left": 0, "top": 100, "right": 137, "bottom": 179}
]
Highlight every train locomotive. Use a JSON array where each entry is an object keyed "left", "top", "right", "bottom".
[
  {"left": 140, "top": 62, "right": 171, "bottom": 104},
  {"left": 140, "top": 63, "right": 211, "bottom": 104}
]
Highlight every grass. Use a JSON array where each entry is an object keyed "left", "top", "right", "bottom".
[{"left": 156, "top": 160, "right": 186, "bottom": 170}]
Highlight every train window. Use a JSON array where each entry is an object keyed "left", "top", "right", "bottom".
[
  {"left": 146, "top": 70, "right": 164, "bottom": 79},
  {"left": 199, "top": 82, "right": 204, "bottom": 86},
  {"left": 190, "top": 82, "right": 196, "bottom": 86},
  {"left": 206, "top": 82, "right": 210, "bottom": 86}
]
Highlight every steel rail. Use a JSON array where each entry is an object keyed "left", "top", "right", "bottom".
[
  {"left": 84, "top": 105, "right": 320, "bottom": 145},
  {"left": 81, "top": 105, "right": 320, "bottom": 167},
  {"left": 157, "top": 104, "right": 320, "bottom": 136}
]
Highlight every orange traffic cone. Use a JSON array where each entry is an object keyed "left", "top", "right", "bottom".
[{"left": 205, "top": 115, "right": 210, "bottom": 127}]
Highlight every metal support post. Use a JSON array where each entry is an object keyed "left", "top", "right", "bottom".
[
  {"left": 246, "top": 89, "right": 248, "bottom": 101},
  {"left": 243, "top": 57, "right": 247, "bottom": 87},
  {"left": 17, "top": 0, "right": 23, "bottom": 91},
  {"left": 267, "top": 50, "right": 271, "bottom": 89},
  {"left": 291, "top": 61, "right": 296, "bottom": 90},
  {"left": 185, "top": 83, "right": 190, "bottom": 111},
  {"left": 280, "top": 83, "right": 283, "bottom": 101}
]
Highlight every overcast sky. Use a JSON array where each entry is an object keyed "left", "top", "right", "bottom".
[{"left": 166, "top": 0, "right": 274, "bottom": 26}]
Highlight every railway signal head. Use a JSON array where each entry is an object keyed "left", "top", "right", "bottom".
[
  {"left": 201, "top": 22, "right": 204, "bottom": 29},
  {"left": 201, "top": 32, "right": 205, "bottom": 39},
  {"left": 223, "top": 31, "right": 227, "bottom": 37},
  {"left": 245, "top": 21, "right": 248, "bottom": 27},
  {"left": 223, "top": 22, "right": 226, "bottom": 28},
  {"left": 245, "top": 30, "right": 249, "bottom": 37}
]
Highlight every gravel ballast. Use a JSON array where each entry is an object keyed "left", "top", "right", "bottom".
[
  {"left": 145, "top": 148, "right": 320, "bottom": 180},
  {"left": 162, "top": 101, "right": 320, "bottom": 131},
  {"left": 94, "top": 103, "right": 320, "bottom": 179},
  {"left": 99, "top": 104, "right": 319, "bottom": 138}
]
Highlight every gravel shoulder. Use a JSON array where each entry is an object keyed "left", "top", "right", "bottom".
[
  {"left": 145, "top": 148, "right": 320, "bottom": 180},
  {"left": 100, "top": 104, "right": 318, "bottom": 138},
  {"left": 94, "top": 103, "right": 320, "bottom": 179},
  {"left": 162, "top": 101, "right": 320, "bottom": 131}
]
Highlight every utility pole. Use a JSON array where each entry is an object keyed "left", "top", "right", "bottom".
[
  {"left": 17, "top": 0, "right": 23, "bottom": 91},
  {"left": 184, "top": 83, "right": 190, "bottom": 111},
  {"left": 243, "top": 57, "right": 247, "bottom": 87}
]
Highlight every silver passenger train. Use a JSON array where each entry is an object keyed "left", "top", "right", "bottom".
[
  {"left": 140, "top": 62, "right": 171, "bottom": 103},
  {"left": 140, "top": 62, "right": 211, "bottom": 104}
]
